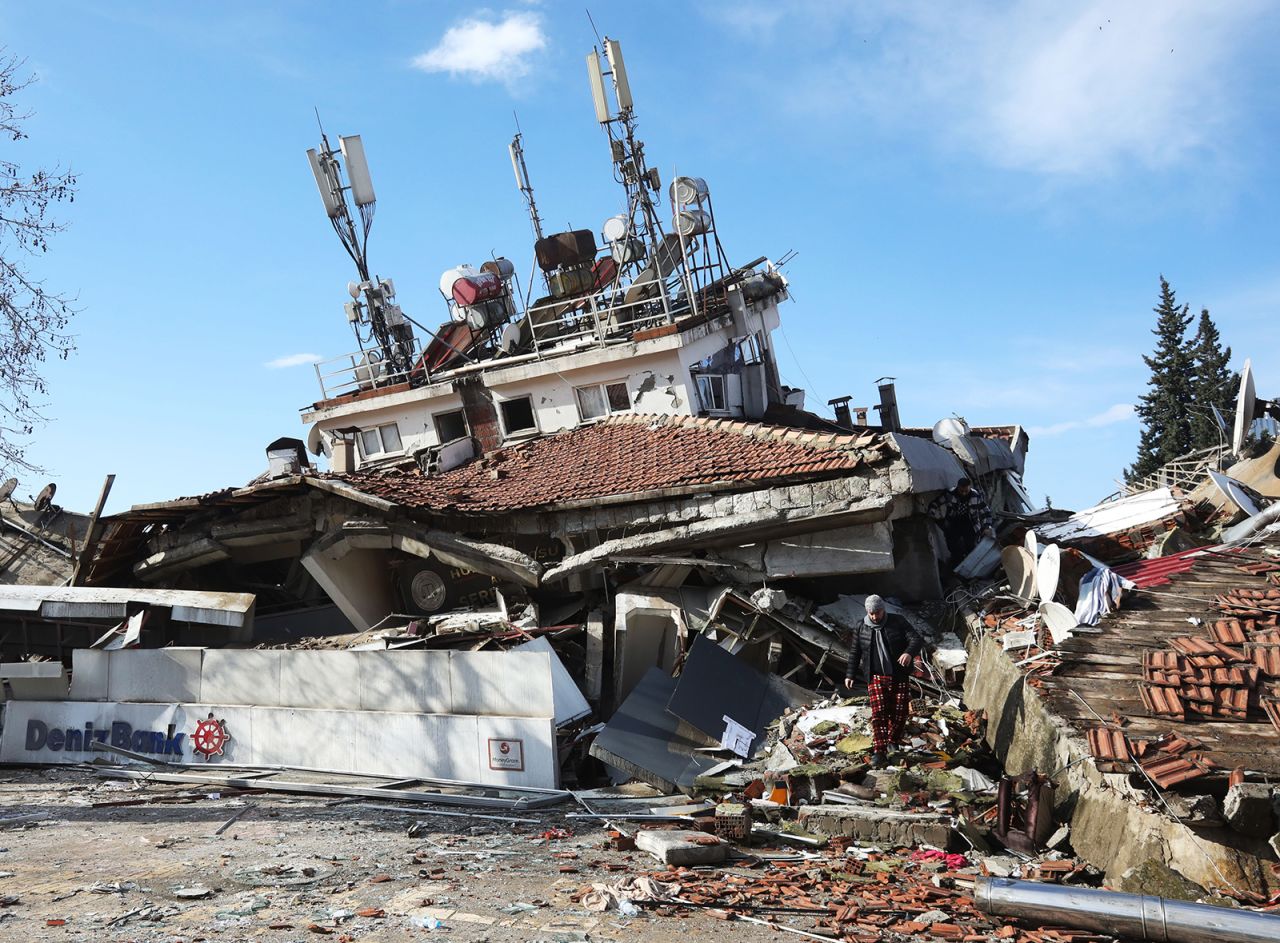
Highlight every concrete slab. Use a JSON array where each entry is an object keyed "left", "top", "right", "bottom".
[
  {"left": 635, "top": 828, "right": 727, "bottom": 865},
  {"left": 7, "top": 674, "right": 69, "bottom": 700},
  {"left": 278, "top": 652, "right": 361, "bottom": 710},
  {"left": 512, "top": 637, "right": 590, "bottom": 726},
  {"left": 449, "top": 651, "right": 554, "bottom": 718},
  {"left": 69, "top": 649, "right": 109, "bottom": 701},
  {"left": 0, "top": 663, "right": 68, "bottom": 678},
  {"left": 202, "top": 651, "right": 283, "bottom": 708},
  {"left": 357, "top": 651, "right": 452, "bottom": 714},
  {"left": 1223, "top": 783, "right": 1274, "bottom": 835},
  {"left": 797, "top": 803, "right": 952, "bottom": 847},
  {"left": 106, "top": 649, "right": 204, "bottom": 703}
]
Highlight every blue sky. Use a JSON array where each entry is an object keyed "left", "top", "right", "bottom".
[{"left": 4, "top": 0, "right": 1279, "bottom": 515}]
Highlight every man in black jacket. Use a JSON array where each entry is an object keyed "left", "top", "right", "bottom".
[{"left": 843, "top": 594, "right": 924, "bottom": 767}]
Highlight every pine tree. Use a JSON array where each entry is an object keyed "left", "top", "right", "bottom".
[
  {"left": 1188, "top": 307, "right": 1233, "bottom": 451},
  {"left": 1128, "top": 276, "right": 1195, "bottom": 482}
]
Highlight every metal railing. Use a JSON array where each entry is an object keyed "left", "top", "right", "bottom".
[
  {"left": 311, "top": 336, "right": 425, "bottom": 402},
  {"left": 307, "top": 249, "right": 731, "bottom": 404},
  {"left": 1117, "top": 444, "right": 1229, "bottom": 498}
]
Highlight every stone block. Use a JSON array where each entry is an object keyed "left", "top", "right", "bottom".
[
  {"left": 797, "top": 803, "right": 952, "bottom": 848},
  {"left": 1165, "top": 792, "right": 1224, "bottom": 828},
  {"left": 635, "top": 828, "right": 727, "bottom": 866},
  {"left": 6, "top": 674, "right": 69, "bottom": 700},
  {"left": 1223, "top": 783, "right": 1274, "bottom": 836}
]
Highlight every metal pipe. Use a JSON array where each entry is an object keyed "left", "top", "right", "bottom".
[
  {"left": 976, "top": 877, "right": 1280, "bottom": 943},
  {"left": 1224, "top": 501, "right": 1280, "bottom": 543}
]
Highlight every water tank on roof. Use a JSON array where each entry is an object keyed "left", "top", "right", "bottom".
[
  {"left": 602, "top": 215, "right": 630, "bottom": 244},
  {"left": 670, "top": 176, "right": 709, "bottom": 205},
  {"left": 535, "top": 230, "right": 597, "bottom": 272},
  {"left": 480, "top": 257, "right": 516, "bottom": 281},
  {"left": 451, "top": 272, "right": 503, "bottom": 307},
  {"left": 673, "top": 209, "right": 712, "bottom": 237},
  {"left": 439, "top": 264, "right": 478, "bottom": 298}
]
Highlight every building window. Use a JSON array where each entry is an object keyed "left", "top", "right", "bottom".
[
  {"left": 575, "top": 381, "right": 631, "bottom": 421},
  {"left": 360, "top": 422, "right": 403, "bottom": 456},
  {"left": 499, "top": 396, "right": 537, "bottom": 436},
  {"left": 695, "top": 374, "right": 727, "bottom": 412},
  {"left": 433, "top": 409, "right": 468, "bottom": 444}
]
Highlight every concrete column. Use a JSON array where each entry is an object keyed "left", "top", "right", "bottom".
[{"left": 301, "top": 541, "right": 398, "bottom": 632}]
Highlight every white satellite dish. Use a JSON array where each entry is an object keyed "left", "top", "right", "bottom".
[
  {"left": 1039, "top": 601, "right": 1078, "bottom": 645},
  {"left": 602, "top": 215, "right": 630, "bottom": 244},
  {"left": 1233, "top": 358, "right": 1255, "bottom": 454},
  {"left": 1024, "top": 528, "right": 1039, "bottom": 561},
  {"left": 0, "top": 478, "right": 16, "bottom": 504},
  {"left": 1002, "top": 546, "right": 1037, "bottom": 600},
  {"left": 932, "top": 417, "right": 969, "bottom": 447},
  {"left": 1036, "top": 543, "right": 1061, "bottom": 604},
  {"left": 1208, "top": 470, "right": 1263, "bottom": 518}
]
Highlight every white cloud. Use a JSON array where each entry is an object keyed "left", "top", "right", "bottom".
[
  {"left": 265, "top": 353, "right": 323, "bottom": 369},
  {"left": 711, "top": 0, "right": 1265, "bottom": 177},
  {"left": 1028, "top": 403, "right": 1134, "bottom": 437},
  {"left": 412, "top": 11, "right": 547, "bottom": 85}
]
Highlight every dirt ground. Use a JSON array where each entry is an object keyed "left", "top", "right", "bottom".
[{"left": 0, "top": 767, "right": 787, "bottom": 943}]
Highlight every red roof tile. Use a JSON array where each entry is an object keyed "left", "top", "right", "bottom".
[
  {"left": 1086, "top": 727, "right": 1130, "bottom": 762},
  {"left": 337, "top": 415, "right": 879, "bottom": 513}
]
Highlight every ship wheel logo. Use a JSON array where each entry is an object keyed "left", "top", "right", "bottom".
[{"left": 192, "top": 713, "right": 231, "bottom": 760}]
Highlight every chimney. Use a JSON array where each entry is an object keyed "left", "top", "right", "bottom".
[
  {"left": 827, "top": 396, "right": 853, "bottom": 429},
  {"left": 875, "top": 379, "right": 902, "bottom": 432}
]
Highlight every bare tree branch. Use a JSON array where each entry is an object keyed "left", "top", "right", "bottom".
[{"left": 0, "top": 50, "right": 78, "bottom": 476}]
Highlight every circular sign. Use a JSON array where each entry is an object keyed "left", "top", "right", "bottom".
[{"left": 410, "top": 569, "right": 448, "bottom": 612}]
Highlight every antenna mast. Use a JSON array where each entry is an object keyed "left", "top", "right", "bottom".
[
  {"left": 306, "top": 129, "right": 416, "bottom": 380},
  {"left": 586, "top": 38, "right": 665, "bottom": 265},
  {"left": 509, "top": 131, "right": 545, "bottom": 242}
]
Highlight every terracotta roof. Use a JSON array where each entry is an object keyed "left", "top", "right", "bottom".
[{"left": 338, "top": 414, "right": 883, "bottom": 514}]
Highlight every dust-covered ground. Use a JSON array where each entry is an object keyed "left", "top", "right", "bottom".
[{"left": 0, "top": 768, "right": 782, "bottom": 943}]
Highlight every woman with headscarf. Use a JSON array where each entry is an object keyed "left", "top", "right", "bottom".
[{"left": 843, "top": 594, "right": 924, "bottom": 767}]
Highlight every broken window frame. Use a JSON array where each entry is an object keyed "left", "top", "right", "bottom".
[
  {"left": 433, "top": 409, "right": 469, "bottom": 444},
  {"left": 497, "top": 396, "right": 538, "bottom": 439},
  {"left": 359, "top": 422, "right": 403, "bottom": 457},
  {"left": 694, "top": 374, "right": 728, "bottom": 413},
  {"left": 574, "top": 380, "right": 632, "bottom": 421}
]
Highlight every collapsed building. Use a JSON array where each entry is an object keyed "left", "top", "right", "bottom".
[{"left": 5, "top": 34, "right": 1280, "bottom": 936}]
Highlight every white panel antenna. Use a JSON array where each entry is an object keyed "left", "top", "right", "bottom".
[
  {"left": 339, "top": 135, "right": 376, "bottom": 207},
  {"left": 586, "top": 52, "right": 610, "bottom": 123},
  {"left": 306, "top": 148, "right": 342, "bottom": 218},
  {"left": 604, "top": 39, "right": 632, "bottom": 112},
  {"left": 1233, "top": 358, "right": 1255, "bottom": 454}
]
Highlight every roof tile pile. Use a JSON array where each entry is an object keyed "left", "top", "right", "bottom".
[{"left": 339, "top": 414, "right": 881, "bottom": 513}]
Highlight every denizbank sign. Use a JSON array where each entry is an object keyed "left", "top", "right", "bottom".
[
  {"left": 0, "top": 699, "right": 557, "bottom": 788},
  {"left": 24, "top": 718, "right": 187, "bottom": 757}
]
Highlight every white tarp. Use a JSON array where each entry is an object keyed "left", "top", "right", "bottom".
[{"left": 1035, "top": 489, "right": 1182, "bottom": 543}]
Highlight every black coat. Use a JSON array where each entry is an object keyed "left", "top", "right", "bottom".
[{"left": 845, "top": 612, "right": 925, "bottom": 683}]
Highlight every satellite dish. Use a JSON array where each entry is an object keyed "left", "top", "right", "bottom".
[
  {"left": 1039, "top": 601, "right": 1078, "bottom": 645},
  {"left": 1002, "top": 546, "right": 1037, "bottom": 600},
  {"left": 0, "top": 478, "right": 15, "bottom": 504},
  {"left": 1024, "top": 528, "right": 1039, "bottom": 562},
  {"left": 1233, "top": 358, "right": 1255, "bottom": 454},
  {"left": 34, "top": 482, "right": 56, "bottom": 512},
  {"left": 1208, "top": 470, "right": 1263, "bottom": 518},
  {"left": 932, "top": 417, "right": 970, "bottom": 447},
  {"left": 1036, "top": 543, "right": 1061, "bottom": 604},
  {"left": 347, "top": 281, "right": 361, "bottom": 300}
]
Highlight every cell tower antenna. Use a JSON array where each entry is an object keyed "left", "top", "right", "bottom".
[{"left": 509, "top": 126, "right": 545, "bottom": 243}]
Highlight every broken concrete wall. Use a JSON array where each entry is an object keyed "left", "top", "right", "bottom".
[{"left": 963, "top": 627, "right": 1277, "bottom": 897}]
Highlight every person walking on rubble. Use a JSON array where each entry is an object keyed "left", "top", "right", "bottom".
[
  {"left": 843, "top": 595, "right": 924, "bottom": 768},
  {"left": 927, "top": 476, "right": 995, "bottom": 564}
]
